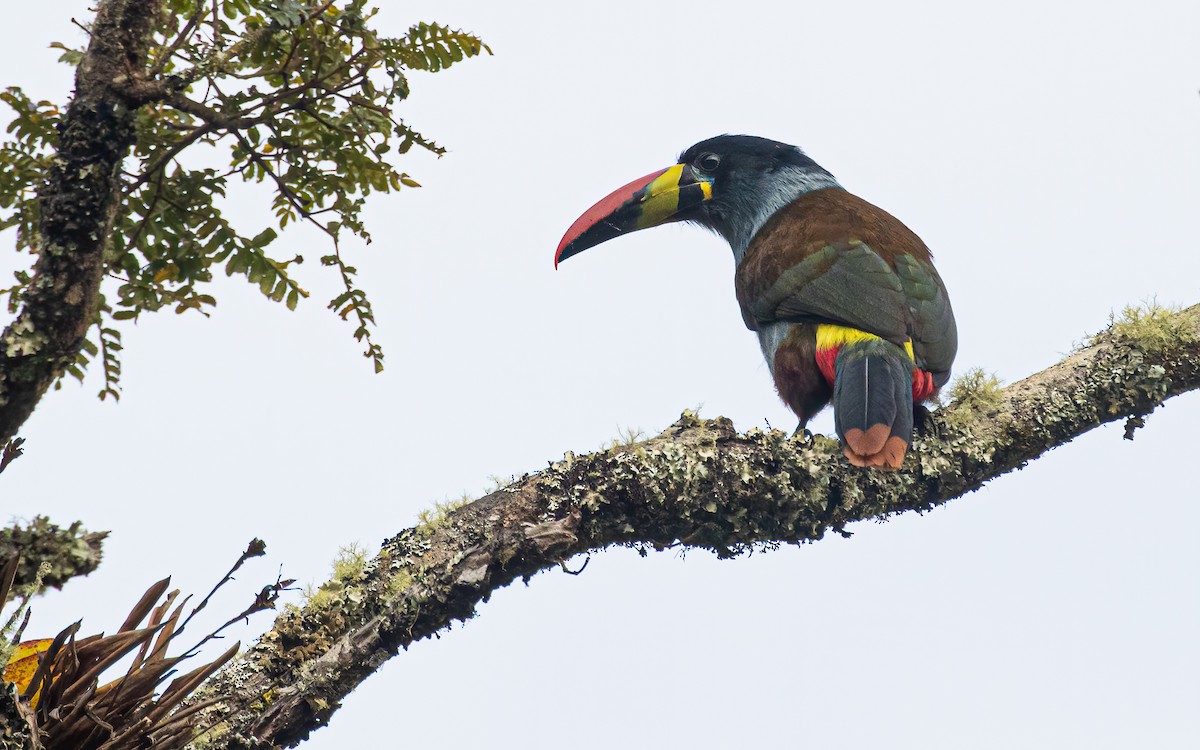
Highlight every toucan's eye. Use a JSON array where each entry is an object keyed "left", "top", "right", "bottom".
[{"left": 695, "top": 153, "right": 721, "bottom": 173}]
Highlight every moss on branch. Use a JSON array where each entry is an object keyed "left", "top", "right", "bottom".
[{"left": 187, "top": 302, "right": 1200, "bottom": 749}]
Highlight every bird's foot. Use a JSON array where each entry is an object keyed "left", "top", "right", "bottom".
[
  {"left": 912, "top": 403, "right": 936, "bottom": 437},
  {"left": 791, "top": 425, "right": 815, "bottom": 446}
]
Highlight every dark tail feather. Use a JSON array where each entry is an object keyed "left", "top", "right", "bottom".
[{"left": 833, "top": 341, "right": 914, "bottom": 470}]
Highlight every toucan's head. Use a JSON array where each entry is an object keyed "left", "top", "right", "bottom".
[{"left": 555, "top": 135, "right": 839, "bottom": 267}]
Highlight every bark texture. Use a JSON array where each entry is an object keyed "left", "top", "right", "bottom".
[
  {"left": 186, "top": 304, "right": 1200, "bottom": 749},
  {"left": 0, "top": 0, "right": 161, "bottom": 443}
]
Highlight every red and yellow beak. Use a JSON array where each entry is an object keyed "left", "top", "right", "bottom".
[{"left": 554, "top": 163, "right": 714, "bottom": 267}]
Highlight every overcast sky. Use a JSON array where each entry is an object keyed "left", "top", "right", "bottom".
[{"left": 3, "top": 1, "right": 1199, "bottom": 747}]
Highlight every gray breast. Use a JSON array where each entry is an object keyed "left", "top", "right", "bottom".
[{"left": 756, "top": 321, "right": 792, "bottom": 375}]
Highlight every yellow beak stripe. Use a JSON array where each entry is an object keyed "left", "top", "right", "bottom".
[{"left": 634, "top": 164, "right": 713, "bottom": 230}]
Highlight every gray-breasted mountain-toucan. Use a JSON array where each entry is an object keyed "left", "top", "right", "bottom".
[{"left": 556, "top": 135, "right": 957, "bottom": 469}]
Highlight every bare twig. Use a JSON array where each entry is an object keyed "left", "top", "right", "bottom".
[
  {"left": 149, "top": 1, "right": 208, "bottom": 77},
  {"left": 175, "top": 539, "right": 267, "bottom": 638}
]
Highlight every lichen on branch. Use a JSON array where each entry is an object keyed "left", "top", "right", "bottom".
[
  {"left": 0, "top": 0, "right": 159, "bottom": 443},
  {"left": 0, "top": 517, "right": 107, "bottom": 594},
  {"left": 186, "top": 302, "right": 1200, "bottom": 749}
]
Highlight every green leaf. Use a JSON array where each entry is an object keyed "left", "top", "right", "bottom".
[
  {"left": 250, "top": 227, "right": 278, "bottom": 248},
  {"left": 3, "top": 2, "right": 489, "bottom": 384}
]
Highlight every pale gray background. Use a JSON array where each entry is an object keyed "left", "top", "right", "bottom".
[{"left": 3, "top": 1, "right": 1199, "bottom": 747}]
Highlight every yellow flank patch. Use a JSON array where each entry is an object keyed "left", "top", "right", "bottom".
[
  {"left": 816, "top": 324, "right": 914, "bottom": 361},
  {"left": 635, "top": 164, "right": 685, "bottom": 229}
]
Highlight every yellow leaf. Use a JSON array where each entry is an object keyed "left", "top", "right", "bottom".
[{"left": 4, "top": 638, "right": 54, "bottom": 702}]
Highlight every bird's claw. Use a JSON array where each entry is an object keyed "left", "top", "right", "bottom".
[
  {"left": 912, "top": 403, "right": 936, "bottom": 437},
  {"left": 791, "top": 426, "right": 815, "bottom": 446}
]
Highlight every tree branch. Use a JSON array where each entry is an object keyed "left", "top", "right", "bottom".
[
  {"left": 188, "top": 304, "right": 1200, "bottom": 748},
  {"left": 0, "top": 517, "right": 107, "bottom": 593},
  {"left": 0, "top": 0, "right": 162, "bottom": 443}
]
